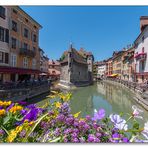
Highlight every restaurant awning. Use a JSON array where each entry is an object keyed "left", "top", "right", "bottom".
[
  {"left": 110, "top": 74, "right": 118, "bottom": 77},
  {"left": 0, "top": 66, "right": 41, "bottom": 74}
]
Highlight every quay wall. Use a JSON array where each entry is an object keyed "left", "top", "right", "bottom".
[
  {"left": 103, "top": 79, "right": 148, "bottom": 111},
  {"left": 0, "top": 84, "right": 50, "bottom": 102}
]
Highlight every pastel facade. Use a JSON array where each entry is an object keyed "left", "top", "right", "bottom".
[
  {"left": 105, "top": 58, "right": 113, "bottom": 76},
  {"left": 112, "top": 51, "right": 125, "bottom": 78},
  {"left": 134, "top": 16, "right": 148, "bottom": 83},
  {"left": 0, "top": 6, "right": 42, "bottom": 82},
  {"left": 0, "top": 6, "right": 11, "bottom": 82}
]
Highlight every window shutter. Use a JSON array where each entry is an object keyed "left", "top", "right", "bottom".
[
  {"left": 5, "top": 29, "right": 9, "bottom": 43},
  {"left": 5, "top": 53, "right": 9, "bottom": 64}
]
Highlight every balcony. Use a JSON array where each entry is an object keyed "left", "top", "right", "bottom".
[
  {"left": 134, "top": 52, "right": 147, "bottom": 61},
  {"left": 19, "top": 48, "right": 36, "bottom": 57}
]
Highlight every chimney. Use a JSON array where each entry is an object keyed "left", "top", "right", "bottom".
[{"left": 140, "top": 16, "right": 148, "bottom": 32}]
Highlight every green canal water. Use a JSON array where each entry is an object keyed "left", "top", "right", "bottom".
[{"left": 35, "top": 81, "right": 148, "bottom": 126}]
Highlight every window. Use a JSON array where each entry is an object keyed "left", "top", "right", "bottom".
[
  {"left": 69, "top": 62, "right": 71, "bottom": 67},
  {"left": 141, "top": 61, "right": 145, "bottom": 71},
  {"left": 33, "top": 47, "right": 36, "bottom": 52},
  {"left": 0, "top": 27, "right": 4, "bottom": 42},
  {"left": 23, "top": 43, "right": 28, "bottom": 50},
  {"left": 0, "top": 27, "right": 9, "bottom": 43},
  {"left": 5, "top": 53, "right": 9, "bottom": 64},
  {"left": 33, "top": 34, "right": 37, "bottom": 42},
  {"left": 23, "top": 57, "right": 28, "bottom": 68},
  {"left": 5, "top": 29, "right": 9, "bottom": 43},
  {"left": 142, "top": 47, "right": 144, "bottom": 53},
  {"left": 34, "top": 25, "right": 37, "bottom": 29},
  {"left": 25, "top": 18, "right": 28, "bottom": 23},
  {"left": 24, "top": 28, "right": 28, "bottom": 38},
  {"left": 0, "top": 52, "right": 4, "bottom": 63},
  {"left": 11, "top": 54, "right": 17, "bottom": 67},
  {"left": 12, "top": 20, "right": 17, "bottom": 32},
  {"left": 0, "top": 52, "right": 9, "bottom": 64},
  {"left": 32, "top": 58, "right": 36, "bottom": 69},
  {"left": 11, "top": 37, "right": 16, "bottom": 49},
  {"left": 13, "top": 9, "right": 17, "bottom": 14},
  {"left": 142, "top": 36, "right": 145, "bottom": 42},
  {"left": 0, "top": 6, "right": 5, "bottom": 19}
]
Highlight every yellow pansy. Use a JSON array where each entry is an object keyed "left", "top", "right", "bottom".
[
  {"left": 55, "top": 102, "right": 61, "bottom": 108},
  {"left": 29, "top": 121, "right": 34, "bottom": 125},
  {"left": 0, "top": 109, "right": 6, "bottom": 116},
  {"left": 73, "top": 111, "right": 81, "bottom": 118},
  {"left": 9, "top": 105, "right": 23, "bottom": 114},
  {"left": 7, "top": 130, "right": 17, "bottom": 143},
  {"left": 0, "top": 101, "right": 11, "bottom": 107}
]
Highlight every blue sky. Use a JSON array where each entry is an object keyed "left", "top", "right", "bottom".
[{"left": 21, "top": 6, "right": 148, "bottom": 61}]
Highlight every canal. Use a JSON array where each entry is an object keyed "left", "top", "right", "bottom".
[{"left": 35, "top": 81, "right": 148, "bottom": 125}]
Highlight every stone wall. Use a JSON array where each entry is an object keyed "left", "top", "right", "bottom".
[
  {"left": 60, "top": 64, "right": 69, "bottom": 82},
  {"left": 70, "top": 62, "right": 88, "bottom": 83},
  {"left": 0, "top": 84, "right": 50, "bottom": 102}
]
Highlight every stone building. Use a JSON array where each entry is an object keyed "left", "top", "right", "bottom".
[
  {"left": 59, "top": 45, "right": 94, "bottom": 86},
  {"left": 134, "top": 16, "right": 148, "bottom": 83},
  {"left": 0, "top": 6, "right": 42, "bottom": 82}
]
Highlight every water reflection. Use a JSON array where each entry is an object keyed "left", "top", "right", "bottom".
[{"left": 70, "top": 81, "right": 148, "bottom": 124}]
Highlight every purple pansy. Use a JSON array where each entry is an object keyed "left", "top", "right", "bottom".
[
  {"left": 109, "top": 114, "right": 128, "bottom": 131},
  {"left": 92, "top": 108, "right": 105, "bottom": 121}
]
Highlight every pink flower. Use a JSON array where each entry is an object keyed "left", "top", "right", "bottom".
[{"left": 132, "top": 105, "right": 143, "bottom": 119}]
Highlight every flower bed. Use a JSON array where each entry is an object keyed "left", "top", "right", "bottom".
[{"left": 0, "top": 91, "right": 148, "bottom": 143}]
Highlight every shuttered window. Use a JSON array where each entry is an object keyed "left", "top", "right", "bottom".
[
  {"left": 5, "top": 53, "right": 9, "bottom": 64},
  {"left": 5, "top": 29, "right": 9, "bottom": 43},
  {"left": 0, "top": 6, "right": 5, "bottom": 19},
  {"left": 0, "top": 27, "right": 4, "bottom": 42}
]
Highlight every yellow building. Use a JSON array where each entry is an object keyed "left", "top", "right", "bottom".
[
  {"left": 0, "top": 6, "right": 42, "bottom": 82},
  {"left": 112, "top": 50, "right": 125, "bottom": 78}
]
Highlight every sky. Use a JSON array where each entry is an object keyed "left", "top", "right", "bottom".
[{"left": 21, "top": 6, "right": 148, "bottom": 61}]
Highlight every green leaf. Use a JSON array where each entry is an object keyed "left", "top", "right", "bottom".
[
  {"left": 48, "top": 137, "right": 61, "bottom": 143},
  {"left": 3, "top": 112, "right": 11, "bottom": 125},
  {"left": 22, "top": 112, "right": 49, "bottom": 142},
  {"left": 133, "top": 122, "right": 139, "bottom": 130}
]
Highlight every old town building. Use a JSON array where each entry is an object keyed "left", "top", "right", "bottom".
[
  {"left": 112, "top": 50, "right": 125, "bottom": 78},
  {"left": 96, "top": 61, "right": 106, "bottom": 79},
  {"left": 39, "top": 48, "right": 49, "bottom": 74},
  {"left": 134, "top": 16, "right": 148, "bottom": 83},
  {"left": 0, "top": 6, "right": 10, "bottom": 82},
  {"left": 48, "top": 59, "right": 61, "bottom": 81},
  {"left": 105, "top": 57, "right": 113, "bottom": 76},
  {"left": 0, "top": 6, "right": 42, "bottom": 82},
  {"left": 122, "top": 47, "right": 135, "bottom": 81},
  {"left": 59, "top": 45, "right": 94, "bottom": 86}
]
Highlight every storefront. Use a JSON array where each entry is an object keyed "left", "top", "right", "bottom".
[{"left": 0, "top": 66, "right": 41, "bottom": 82}]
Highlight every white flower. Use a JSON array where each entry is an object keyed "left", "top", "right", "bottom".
[
  {"left": 132, "top": 105, "right": 143, "bottom": 119},
  {"left": 142, "top": 121, "right": 148, "bottom": 139},
  {"left": 109, "top": 114, "right": 128, "bottom": 131}
]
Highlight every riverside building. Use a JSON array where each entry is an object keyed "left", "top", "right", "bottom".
[
  {"left": 0, "top": 6, "right": 42, "bottom": 82},
  {"left": 59, "top": 45, "right": 94, "bottom": 87},
  {"left": 134, "top": 16, "right": 148, "bottom": 83}
]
